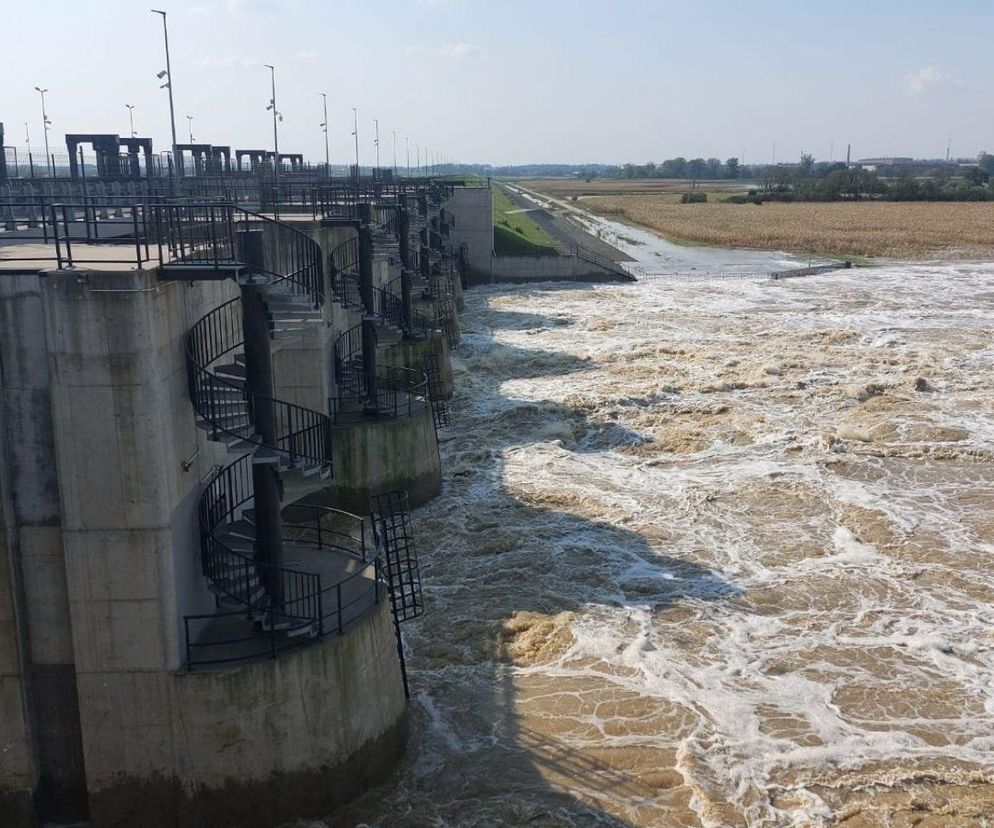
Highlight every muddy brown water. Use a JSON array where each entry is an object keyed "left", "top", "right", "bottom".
[{"left": 297, "top": 259, "right": 994, "bottom": 827}]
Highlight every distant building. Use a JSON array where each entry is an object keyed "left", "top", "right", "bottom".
[{"left": 856, "top": 157, "right": 914, "bottom": 173}]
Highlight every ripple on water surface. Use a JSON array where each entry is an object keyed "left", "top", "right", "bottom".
[{"left": 313, "top": 262, "right": 994, "bottom": 828}]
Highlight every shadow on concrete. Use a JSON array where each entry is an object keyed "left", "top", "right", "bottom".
[{"left": 322, "top": 286, "right": 737, "bottom": 826}]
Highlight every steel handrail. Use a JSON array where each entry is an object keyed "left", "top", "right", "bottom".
[{"left": 185, "top": 456, "right": 382, "bottom": 668}]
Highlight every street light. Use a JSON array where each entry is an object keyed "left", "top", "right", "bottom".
[
  {"left": 351, "top": 107, "right": 360, "bottom": 177},
  {"left": 391, "top": 130, "right": 397, "bottom": 176},
  {"left": 318, "top": 92, "right": 330, "bottom": 178},
  {"left": 264, "top": 64, "right": 281, "bottom": 170},
  {"left": 34, "top": 86, "right": 52, "bottom": 176},
  {"left": 125, "top": 104, "right": 137, "bottom": 138},
  {"left": 373, "top": 118, "right": 380, "bottom": 170},
  {"left": 151, "top": 10, "right": 179, "bottom": 175},
  {"left": 186, "top": 115, "right": 194, "bottom": 142},
  {"left": 405, "top": 136, "right": 410, "bottom": 178}
]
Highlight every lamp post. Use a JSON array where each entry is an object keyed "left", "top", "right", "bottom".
[
  {"left": 373, "top": 118, "right": 380, "bottom": 170},
  {"left": 151, "top": 10, "right": 179, "bottom": 175},
  {"left": 186, "top": 114, "right": 194, "bottom": 143},
  {"left": 125, "top": 104, "right": 137, "bottom": 137},
  {"left": 264, "top": 64, "right": 280, "bottom": 164},
  {"left": 265, "top": 64, "right": 281, "bottom": 215},
  {"left": 351, "top": 107, "right": 360, "bottom": 177},
  {"left": 405, "top": 136, "right": 410, "bottom": 178},
  {"left": 34, "top": 87, "right": 52, "bottom": 176},
  {"left": 319, "top": 92, "right": 330, "bottom": 178},
  {"left": 391, "top": 130, "right": 397, "bottom": 177}
]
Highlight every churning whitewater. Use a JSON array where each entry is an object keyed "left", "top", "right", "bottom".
[{"left": 325, "top": 260, "right": 994, "bottom": 827}]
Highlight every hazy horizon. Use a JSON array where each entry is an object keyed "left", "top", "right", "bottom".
[{"left": 3, "top": 0, "right": 992, "bottom": 167}]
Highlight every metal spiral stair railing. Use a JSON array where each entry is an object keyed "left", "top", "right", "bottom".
[
  {"left": 186, "top": 453, "right": 386, "bottom": 667},
  {"left": 331, "top": 323, "right": 430, "bottom": 422},
  {"left": 182, "top": 205, "right": 356, "bottom": 665},
  {"left": 183, "top": 206, "right": 331, "bottom": 473},
  {"left": 329, "top": 235, "right": 364, "bottom": 310},
  {"left": 375, "top": 277, "right": 436, "bottom": 337}
]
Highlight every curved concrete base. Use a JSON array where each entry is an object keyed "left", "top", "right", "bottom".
[
  {"left": 83, "top": 602, "right": 407, "bottom": 828},
  {"left": 381, "top": 332, "right": 454, "bottom": 400},
  {"left": 0, "top": 790, "right": 35, "bottom": 827},
  {"left": 331, "top": 403, "right": 441, "bottom": 513}
]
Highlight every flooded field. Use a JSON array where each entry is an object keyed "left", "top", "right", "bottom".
[{"left": 322, "top": 256, "right": 994, "bottom": 827}]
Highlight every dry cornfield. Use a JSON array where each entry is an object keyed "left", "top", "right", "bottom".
[
  {"left": 524, "top": 177, "right": 746, "bottom": 199},
  {"left": 582, "top": 196, "right": 994, "bottom": 259}
]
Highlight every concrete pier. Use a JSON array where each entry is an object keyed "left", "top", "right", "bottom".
[{"left": 1, "top": 174, "right": 471, "bottom": 824}]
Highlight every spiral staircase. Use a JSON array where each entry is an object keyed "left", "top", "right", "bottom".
[
  {"left": 327, "top": 214, "right": 449, "bottom": 424},
  {"left": 176, "top": 207, "right": 387, "bottom": 667}
]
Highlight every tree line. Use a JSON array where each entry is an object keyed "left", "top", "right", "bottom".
[
  {"left": 743, "top": 153, "right": 993, "bottom": 202},
  {"left": 612, "top": 153, "right": 994, "bottom": 202}
]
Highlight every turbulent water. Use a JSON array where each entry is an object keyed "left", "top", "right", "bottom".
[{"left": 314, "top": 251, "right": 994, "bottom": 827}]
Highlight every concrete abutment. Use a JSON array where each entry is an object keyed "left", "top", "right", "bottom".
[{"left": 0, "top": 181, "right": 474, "bottom": 826}]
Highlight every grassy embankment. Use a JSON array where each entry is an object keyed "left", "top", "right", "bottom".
[
  {"left": 525, "top": 179, "right": 994, "bottom": 260},
  {"left": 492, "top": 186, "right": 558, "bottom": 256}
]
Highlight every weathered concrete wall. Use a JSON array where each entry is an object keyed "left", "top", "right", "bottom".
[
  {"left": 0, "top": 273, "right": 87, "bottom": 822},
  {"left": 380, "top": 332, "right": 454, "bottom": 399},
  {"left": 0, "top": 271, "right": 236, "bottom": 823},
  {"left": 42, "top": 272, "right": 230, "bottom": 676},
  {"left": 272, "top": 325, "right": 325, "bottom": 413},
  {"left": 14, "top": 267, "right": 408, "bottom": 825},
  {"left": 0, "top": 327, "right": 38, "bottom": 824},
  {"left": 446, "top": 187, "right": 493, "bottom": 279},
  {"left": 331, "top": 405, "right": 440, "bottom": 512},
  {"left": 87, "top": 600, "right": 406, "bottom": 828}
]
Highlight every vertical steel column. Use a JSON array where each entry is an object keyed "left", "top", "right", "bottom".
[
  {"left": 401, "top": 268, "right": 413, "bottom": 333},
  {"left": 238, "top": 229, "right": 284, "bottom": 606},
  {"left": 361, "top": 317, "right": 379, "bottom": 413},
  {"left": 419, "top": 245, "right": 430, "bottom": 282},
  {"left": 355, "top": 206, "right": 380, "bottom": 411},
  {"left": 358, "top": 220, "right": 374, "bottom": 315},
  {"left": 398, "top": 206, "right": 411, "bottom": 269}
]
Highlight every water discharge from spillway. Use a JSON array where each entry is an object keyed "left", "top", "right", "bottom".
[{"left": 323, "top": 260, "right": 994, "bottom": 827}]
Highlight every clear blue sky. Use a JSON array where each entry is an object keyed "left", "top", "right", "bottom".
[{"left": 2, "top": 0, "right": 991, "bottom": 165}]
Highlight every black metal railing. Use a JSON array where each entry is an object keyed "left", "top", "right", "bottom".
[
  {"left": 330, "top": 365, "right": 429, "bottom": 423},
  {"left": 333, "top": 323, "right": 365, "bottom": 399},
  {"left": 184, "top": 457, "right": 384, "bottom": 668},
  {"left": 331, "top": 323, "right": 429, "bottom": 421},
  {"left": 329, "top": 235, "right": 364, "bottom": 309},
  {"left": 1, "top": 199, "right": 324, "bottom": 295},
  {"left": 380, "top": 274, "right": 435, "bottom": 335},
  {"left": 375, "top": 282, "right": 407, "bottom": 329},
  {"left": 186, "top": 296, "right": 332, "bottom": 470},
  {"left": 197, "top": 454, "right": 322, "bottom": 627}
]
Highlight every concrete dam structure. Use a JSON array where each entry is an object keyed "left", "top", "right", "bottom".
[{"left": 0, "top": 132, "right": 494, "bottom": 826}]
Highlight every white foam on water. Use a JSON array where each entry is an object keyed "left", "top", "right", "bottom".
[{"left": 340, "top": 258, "right": 994, "bottom": 827}]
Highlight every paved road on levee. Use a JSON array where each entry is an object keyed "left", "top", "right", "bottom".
[{"left": 498, "top": 182, "right": 635, "bottom": 262}]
